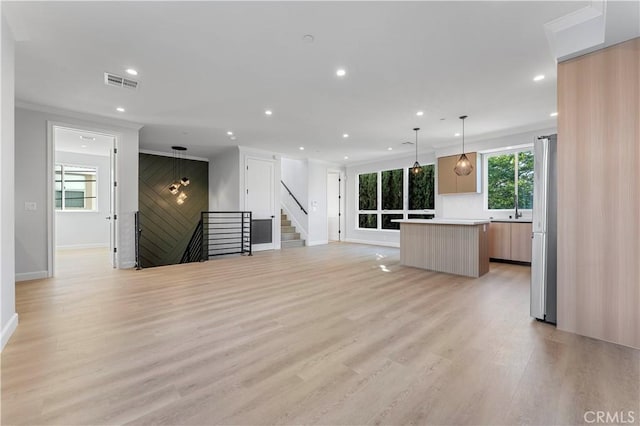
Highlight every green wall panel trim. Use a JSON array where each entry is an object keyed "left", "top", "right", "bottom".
[{"left": 138, "top": 153, "right": 208, "bottom": 267}]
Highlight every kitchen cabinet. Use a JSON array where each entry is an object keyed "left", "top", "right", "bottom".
[
  {"left": 489, "top": 222, "right": 511, "bottom": 259},
  {"left": 437, "top": 152, "right": 480, "bottom": 194},
  {"left": 489, "top": 221, "right": 532, "bottom": 263}
]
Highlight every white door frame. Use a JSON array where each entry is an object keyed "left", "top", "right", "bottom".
[
  {"left": 244, "top": 156, "right": 277, "bottom": 251},
  {"left": 47, "top": 121, "right": 120, "bottom": 276},
  {"left": 327, "top": 169, "right": 345, "bottom": 242}
]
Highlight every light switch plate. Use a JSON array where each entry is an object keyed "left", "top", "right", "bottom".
[{"left": 25, "top": 202, "right": 37, "bottom": 211}]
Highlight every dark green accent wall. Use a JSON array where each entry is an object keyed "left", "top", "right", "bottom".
[{"left": 138, "top": 153, "right": 208, "bottom": 267}]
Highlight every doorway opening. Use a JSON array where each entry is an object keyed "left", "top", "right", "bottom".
[
  {"left": 327, "top": 171, "right": 343, "bottom": 242},
  {"left": 50, "top": 125, "right": 117, "bottom": 277}
]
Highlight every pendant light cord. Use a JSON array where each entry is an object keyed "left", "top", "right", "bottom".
[{"left": 460, "top": 115, "right": 468, "bottom": 154}]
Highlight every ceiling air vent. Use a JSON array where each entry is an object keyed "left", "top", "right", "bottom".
[{"left": 104, "top": 72, "right": 138, "bottom": 90}]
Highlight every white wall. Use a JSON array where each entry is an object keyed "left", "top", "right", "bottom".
[
  {"left": 345, "top": 127, "right": 556, "bottom": 247},
  {"left": 14, "top": 105, "right": 141, "bottom": 277},
  {"left": 1, "top": 12, "right": 18, "bottom": 350},
  {"left": 209, "top": 147, "right": 240, "bottom": 211},
  {"left": 54, "top": 151, "right": 110, "bottom": 249},
  {"left": 280, "top": 157, "right": 308, "bottom": 238}
]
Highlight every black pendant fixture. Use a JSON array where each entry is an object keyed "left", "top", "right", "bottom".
[
  {"left": 412, "top": 127, "right": 422, "bottom": 175},
  {"left": 454, "top": 115, "right": 473, "bottom": 176}
]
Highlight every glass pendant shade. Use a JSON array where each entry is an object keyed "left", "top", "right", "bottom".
[
  {"left": 169, "top": 182, "right": 181, "bottom": 194},
  {"left": 454, "top": 154, "right": 473, "bottom": 176},
  {"left": 454, "top": 115, "right": 473, "bottom": 176}
]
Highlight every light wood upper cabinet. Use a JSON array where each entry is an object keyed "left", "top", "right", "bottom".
[
  {"left": 489, "top": 221, "right": 532, "bottom": 263},
  {"left": 437, "top": 152, "right": 480, "bottom": 194},
  {"left": 510, "top": 222, "right": 532, "bottom": 262},
  {"left": 437, "top": 155, "right": 458, "bottom": 195}
]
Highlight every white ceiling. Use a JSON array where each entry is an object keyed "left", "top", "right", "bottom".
[
  {"left": 54, "top": 127, "right": 113, "bottom": 157},
  {"left": 4, "top": 1, "right": 639, "bottom": 164}
]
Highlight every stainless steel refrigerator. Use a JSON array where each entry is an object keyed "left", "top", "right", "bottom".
[{"left": 531, "top": 134, "right": 557, "bottom": 324}]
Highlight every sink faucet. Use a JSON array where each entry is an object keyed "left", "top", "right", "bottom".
[{"left": 514, "top": 194, "right": 522, "bottom": 219}]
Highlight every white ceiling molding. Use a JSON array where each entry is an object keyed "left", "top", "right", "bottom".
[{"left": 544, "top": 0, "right": 607, "bottom": 61}]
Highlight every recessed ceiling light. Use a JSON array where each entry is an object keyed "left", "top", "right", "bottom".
[
  {"left": 344, "top": 156, "right": 349, "bottom": 160},
  {"left": 388, "top": 147, "right": 393, "bottom": 151},
  {"left": 116, "top": 107, "right": 125, "bottom": 112},
  {"left": 302, "top": 34, "right": 314, "bottom": 43},
  {"left": 533, "top": 74, "right": 545, "bottom": 82},
  {"left": 299, "top": 146, "right": 304, "bottom": 151},
  {"left": 454, "top": 133, "right": 461, "bottom": 137},
  {"left": 416, "top": 111, "right": 424, "bottom": 116},
  {"left": 230, "top": 136, "right": 237, "bottom": 141},
  {"left": 227, "top": 131, "right": 233, "bottom": 135},
  {"left": 336, "top": 68, "right": 346, "bottom": 77},
  {"left": 81, "top": 144, "right": 87, "bottom": 148},
  {"left": 550, "top": 112, "right": 558, "bottom": 117},
  {"left": 265, "top": 110, "right": 273, "bottom": 115},
  {"left": 342, "top": 133, "right": 349, "bottom": 138},
  {"left": 126, "top": 68, "right": 138, "bottom": 76}
]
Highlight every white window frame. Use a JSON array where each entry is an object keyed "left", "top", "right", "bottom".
[
  {"left": 483, "top": 147, "right": 534, "bottom": 212},
  {"left": 55, "top": 163, "right": 99, "bottom": 212},
  {"left": 356, "top": 165, "right": 436, "bottom": 231}
]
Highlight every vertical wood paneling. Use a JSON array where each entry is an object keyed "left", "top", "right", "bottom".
[
  {"left": 557, "top": 38, "right": 640, "bottom": 349},
  {"left": 138, "top": 153, "right": 209, "bottom": 267},
  {"left": 399, "top": 223, "right": 489, "bottom": 278}
]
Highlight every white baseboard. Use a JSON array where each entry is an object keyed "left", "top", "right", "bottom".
[
  {"left": 56, "top": 243, "right": 109, "bottom": 250},
  {"left": 307, "top": 240, "right": 329, "bottom": 247},
  {"left": 15, "top": 271, "right": 48, "bottom": 282},
  {"left": 118, "top": 261, "right": 136, "bottom": 269},
  {"left": 344, "top": 238, "right": 400, "bottom": 248},
  {"left": 1, "top": 313, "right": 19, "bottom": 351}
]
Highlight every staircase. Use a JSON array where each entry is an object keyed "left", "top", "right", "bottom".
[{"left": 281, "top": 210, "right": 305, "bottom": 248}]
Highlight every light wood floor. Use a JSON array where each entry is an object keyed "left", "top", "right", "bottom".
[{"left": 2, "top": 244, "right": 639, "bottom": 425}]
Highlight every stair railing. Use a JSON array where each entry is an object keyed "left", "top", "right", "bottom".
[
  {"left": 201, "top": 211, "right": 252, "bottom": 260},
  {"left": 281, "top": 181, "right": 308, "bottom": 215},
  {"left": 180, "top": 219, "right": 204, "bottom": 263}
]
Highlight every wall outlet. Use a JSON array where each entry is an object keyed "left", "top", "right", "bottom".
[{"left": 25, "top": 202, "right": 37, "bottom": 211}]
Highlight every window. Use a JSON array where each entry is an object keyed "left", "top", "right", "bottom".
[
  {"left": 486, "top": 149, "right": 533, "bottom": 210},
  {"left": 55, "top": 164, "right": 98, "bottom": 211},
  {"left": 358, "top": 172, "right": 377, "bottom": 228},
  {"left": 381, "top": 169, "right": 403, "bottom": 229},
  {"left": 357, "top": 164, "right": 435, "bottom": 230}
]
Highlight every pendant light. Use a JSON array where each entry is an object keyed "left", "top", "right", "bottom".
[
  {"left": 168, "top": 146, "right": 190, "bottom": 200},
  {"left": 454, "top": 115, "right": 473, "bottom": 176},
  {"left": 411, "top": 127, "right": 422, "bottom": 175}
]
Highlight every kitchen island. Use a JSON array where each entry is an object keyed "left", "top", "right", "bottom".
[{"left": 393, "top": 219, "right": 490, "bottom": 278}]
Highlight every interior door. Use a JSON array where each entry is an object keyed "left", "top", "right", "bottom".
[{"left": 246, "top": 157, "right": 275, "bottom": 251}]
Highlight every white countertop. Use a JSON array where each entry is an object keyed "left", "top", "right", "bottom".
[{"left": 392, "top": 218, "right": 491, "bottom": 226}]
